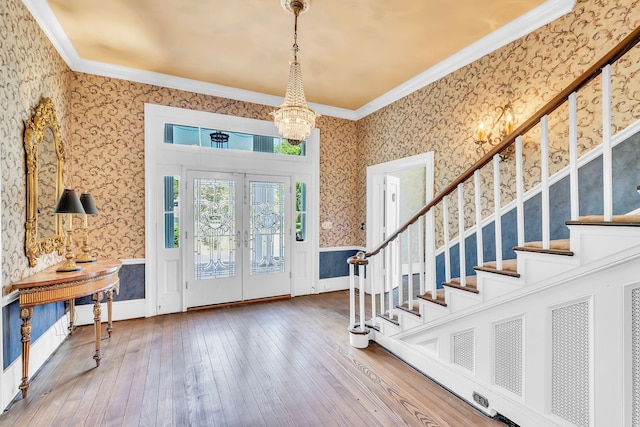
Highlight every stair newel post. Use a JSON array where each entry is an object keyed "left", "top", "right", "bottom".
[
  {"left": 602, "top": 64, "right": 613, "bottom": 221},
  {"left": 418, "top": 216, "right": 425, "bottom": 297},
  {"left": 349, "top": 261, "right": 356, "bottom": 330},
  {"left": 541, "top": 115, "right": 550, "bottom": 249},
  {"left": 493, "top": 154, "right": 503, "bottom": 270},
  {"left": 358, "top": 263, "right": 366, "bottom": 332},
  {"left": 427, "top": 206, "right": 437, "bottom": 300},
  {"left": 443, "top": 195, "right": 451, "bottom": 283},
  {"left": 569, "top": 92, "right": 579, "bottom": 221},
  {"left": 457, "top": 183, "right": 466, "bottom": 287},
  {"left": 516, "top": 136, "right": 525, "bottom": 247},
  {"left": 474, "top": 170, "right": 484, "bottom": 267},
  {"left": 348, "top": 253, "right": 370, "bottom": 348},
  {"left": 407, "top": 224, "right": 413, "bottom": 309}
]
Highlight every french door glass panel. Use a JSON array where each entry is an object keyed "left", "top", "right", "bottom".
[{"left": 186, "top": 172, "right": 290, "bottom": 307}]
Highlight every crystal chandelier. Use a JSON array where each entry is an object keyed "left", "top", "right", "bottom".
[{"left": 271, "top": 0, "right": 318, "bottom": 146}]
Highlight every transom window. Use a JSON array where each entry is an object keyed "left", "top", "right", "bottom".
[{"left": 164, "top": 124, "right": 306, "bottom": 156}]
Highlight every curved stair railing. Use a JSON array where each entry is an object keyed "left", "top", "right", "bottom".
[{"left": 348, "top": 26, "right": 640, "bottom": 347}]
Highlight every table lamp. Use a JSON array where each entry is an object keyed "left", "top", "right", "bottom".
[
  {"left": 54, "top": 189, "right": 85, "bottom": 272},
  {"left": 76, "top": 193, "right": 99, "bottom": 263}
]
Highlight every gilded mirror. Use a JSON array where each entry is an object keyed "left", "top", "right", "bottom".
[{"left": 25, "top": 98, "right": 65, "bottom": 267}]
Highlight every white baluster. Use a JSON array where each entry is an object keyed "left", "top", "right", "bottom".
[
  {"left": 407, "top": 225, "right": 413, "bottom": 309},
  {"left": 370, "top": 256, "right": 376, "bottom": 321},
  {"left": 474, "top": 170, "right": 483, "bottom": 267},
  {"left": 386, "top": 243, "right": 393, "bottom": 316},
  {"left": 443, "top": 195, "right": 451, "bottom": 283},
  {"left": 427, "top": 207, "right": 437, "bottom": 299},
  {"left": 493, "top": 155, "right": 503, "bottom": 270},
  {"left": 396, "top": 238, "right": 403, "bottom": 307},
  {"left": 541, "top": 115, "right": 550, "bottom": 249},
  {"left": 418, "top": 216, "right": 425, "bottom": 296},
  {"left": 569, "top": 92, "right": 579, "bottom": 220},
  {"left": 457, "top": 183, "right": 466, "bottom": 286},
  {"left": 516, "top": 136, "right": 524, "bottom": 247},
  {"left": 602, "top": 64, "right": 613, "bottom": 221},
  {"left": 380, "top": 248, "right": 385, "bottom": 318}
]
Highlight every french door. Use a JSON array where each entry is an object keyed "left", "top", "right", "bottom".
[{"left": 185, "top": 171, "right": 291, "bottom": 308}]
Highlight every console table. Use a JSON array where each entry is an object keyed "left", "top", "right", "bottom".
[{"left": 11, "top": 259, "right": 122, "bottom": 398}]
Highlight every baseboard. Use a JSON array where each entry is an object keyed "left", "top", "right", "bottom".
[
  {"left": 1, "top": 313, "right": 70, "bottom": 411},
  {"left": 318, "top": 276, "right": 351, "bottom": 293},
  {"left": 72, "top": 299, "right": 146, "bottom": 326}
]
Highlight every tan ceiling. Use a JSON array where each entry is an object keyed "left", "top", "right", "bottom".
[{"left": 47, "top": 0, "right": 547, "bottom": 111}]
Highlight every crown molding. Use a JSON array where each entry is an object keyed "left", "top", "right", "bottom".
[
  {"left": 23, "top": 0, "right": 574, "bottom": 122},
  {"left": 354, "top": 0, "right": 576, "bottom": 119}
]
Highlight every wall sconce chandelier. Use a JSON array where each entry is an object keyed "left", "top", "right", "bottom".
[
  {"left": 271, "top": 0, "right": 318, "bottom": 146},
  {"left": 475, "top": 103, "right": 515, "bottom": 160}
]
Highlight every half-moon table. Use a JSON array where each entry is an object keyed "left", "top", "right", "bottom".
[{"left": 10, "top": 259, "right": 122, "bottom": 398}]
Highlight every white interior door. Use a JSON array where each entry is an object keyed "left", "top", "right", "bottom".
[
  {"left": 184, "top": 171, "right": 291, "bottom": 308},
  {"left": 386, "top": 175, "right": 400, "bottom": 288}
]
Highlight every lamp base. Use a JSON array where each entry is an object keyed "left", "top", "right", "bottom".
[
  {"left": 76, "top": 253, "right": 97, "bottom": 263},
  {"left": 57, "top": 260, "right": 82, "bottom": 272}
]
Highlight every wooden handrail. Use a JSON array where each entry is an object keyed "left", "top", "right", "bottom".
[{"left": 366, "top": 26, "right": 640, "bottom": 258}]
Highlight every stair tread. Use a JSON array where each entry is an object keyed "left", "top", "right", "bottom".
[
  {"left": 513, "top": 239, "right": 573, "bottom": 256},
  {"left": 396, "top": 301, "right": 421, "bottom": 317},
  {"left": 378, "top": 312, "right": 400, "bottom": 325},
  {"left": 443, "top": 276, "right": 479, "bottom": 294},
  {"left": 566, "top": 214, "right": 640, "bottom": 226},
  {"left": 417, "top": 289, "right": 447, "bottom": 307},
  {"left": 474, "top": 259, "right": 520, "bottom": 277}
]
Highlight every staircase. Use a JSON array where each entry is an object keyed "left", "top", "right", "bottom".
[{"left": 348, "top": 28, "right": 640, "bottom": 427}]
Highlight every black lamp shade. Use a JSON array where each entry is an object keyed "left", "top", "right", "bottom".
[
  {"left": 54, "top": 189, "right": 86, "bottom": 214},
  {"left": 80, "top": 193, "right": 99, "bottom": 215}
]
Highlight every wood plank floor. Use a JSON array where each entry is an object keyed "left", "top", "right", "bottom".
[{"left": 0, "top": 291, "right": 505, "bottom": 426}]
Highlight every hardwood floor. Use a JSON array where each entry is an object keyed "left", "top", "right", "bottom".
[{"left": 0, "top": 291, "right": 504, "bottom": 426}]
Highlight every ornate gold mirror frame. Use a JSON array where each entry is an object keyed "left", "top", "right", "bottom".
[{"left": 25, "top": 98, "right": 65, "bottom": 267}]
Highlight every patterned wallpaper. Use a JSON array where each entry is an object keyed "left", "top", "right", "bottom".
[
  {"left": 0, "top": 0, "right": 73, "bottom": 290},
  {"left": 2, "top": 0, "right": 640, "bottom": 290},
  {"left": 357, "top": 0, "right": 640, "bottom": 245},
  {"left": 67, "top": 75, "right": 361, "bottom": 258}
]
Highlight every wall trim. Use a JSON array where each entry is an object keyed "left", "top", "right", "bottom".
[
  {"left": 72, "top": 299, "right": 147, "bottom": 326},
  {"left": 21, "top": 0, "right": 574, "bottom": 121},
  {"left": 318, "top": 276, "right": 351, "bottom": 293},
  {"left": 1, "top": 313, "right": 69, "bottom": 411}
]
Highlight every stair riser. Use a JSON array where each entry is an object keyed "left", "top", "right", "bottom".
[
  {"left": 475, "top": 273, "right": 523, "bottom": 299},
  {"left": 569, "top": 225, "right": 640, "bottom": 264},
  {"left": 516, "top": 254, "right": 578, "bottom": 285}
]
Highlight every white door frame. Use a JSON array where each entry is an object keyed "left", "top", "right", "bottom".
[
  {"left": 144, "top": 104, "right": 319, "bottom": 317},
  {"left": 366, "top": 152, "right": 434, "bottom": 293}
]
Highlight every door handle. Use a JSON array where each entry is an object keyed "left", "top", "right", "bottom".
[
  {"left": 244, "top": 230, "right": 249, "bottom": 248},
  {"left": 236, "top": 230, "right": 241, "bottom": 248}
]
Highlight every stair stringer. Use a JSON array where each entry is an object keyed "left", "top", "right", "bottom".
[{"left": 370, "top": 237, "right": 640, "bottom": 427}]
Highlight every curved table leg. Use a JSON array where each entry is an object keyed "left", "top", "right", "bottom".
[
  {"left": 19, "top": 307, "right": 34, "bottom": 398},
  {"left": 106, "top": 289, "right": 114, "bottom": 337},
  {"left": 92, "top": 291, "right": 103, "bottom": 367}
]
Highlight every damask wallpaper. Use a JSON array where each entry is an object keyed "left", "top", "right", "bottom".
[
  {"left": 0, "top": 0, "right": 73, "bottom": 290},
  {"left": 2, "top": 0, "right": 640, "bottom": 290},
  {"left": 357, "top": 0, "right": 640, "bottom": 244}
]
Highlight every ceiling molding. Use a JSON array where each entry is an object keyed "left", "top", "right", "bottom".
[{"left": 23, "top": 0, "right": 574, "bottom": 122}]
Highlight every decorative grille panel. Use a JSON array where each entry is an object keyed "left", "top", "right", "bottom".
[
  {"left": 632, "top": 287, "right": 640, "bottom": 427},
  {"left": 494, "top": 317, "right": 523, "bottom": 396},
  {"left": 452, "top": 330, "right": 475, "bottom": 372},
  {"left": 551, "top": 301, "right": 590, "bottom": 427}
]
